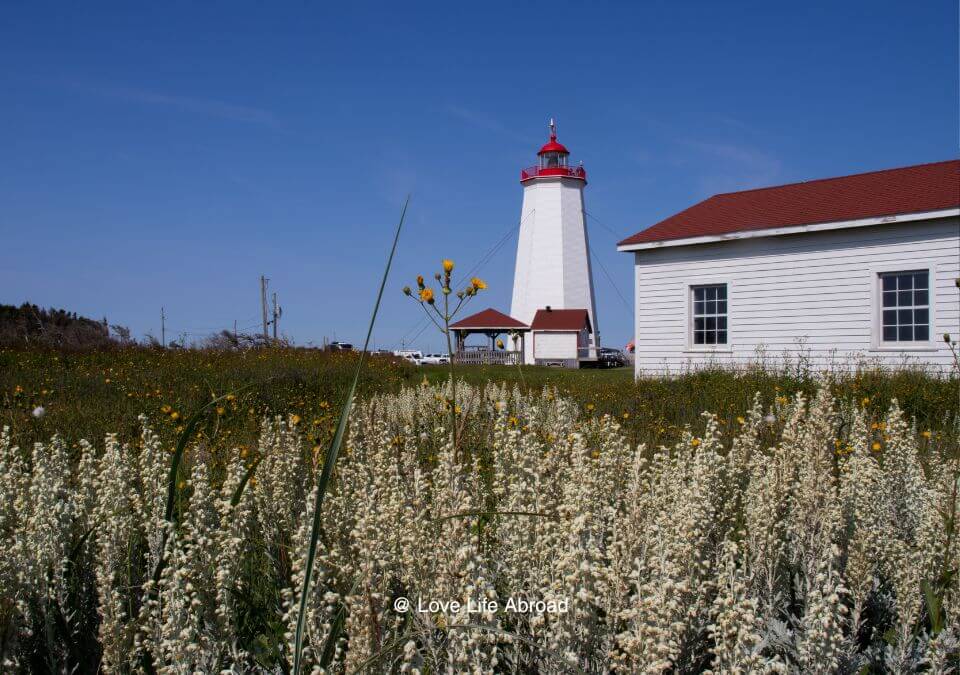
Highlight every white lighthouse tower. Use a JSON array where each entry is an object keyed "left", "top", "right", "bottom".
[{"left": 511, "top": 120, "right": 599, "bottom": 363}]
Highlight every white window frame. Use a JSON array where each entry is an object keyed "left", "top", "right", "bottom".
[
  {"left": 684, "top": 280, "right": 732, "bottom": 352},
  {"left": 870, "top": 265, "right": 937, "bottom": 351}
]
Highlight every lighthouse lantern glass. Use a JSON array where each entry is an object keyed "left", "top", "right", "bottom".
[{"left": 541, "top": 151, "right": 566, "bottom": 169}]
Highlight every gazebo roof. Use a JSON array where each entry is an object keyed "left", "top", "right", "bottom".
[{"left": 450, "top": 308, "right": 529, "bottom": 331}]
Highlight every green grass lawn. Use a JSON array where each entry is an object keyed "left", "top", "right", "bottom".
[{"left": 2, "top": 347, "right": 957, "bottom": 462}]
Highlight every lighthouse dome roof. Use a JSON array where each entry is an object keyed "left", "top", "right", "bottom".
[{"left": 537, "top": 137, "right": 569, "bottom": 155}]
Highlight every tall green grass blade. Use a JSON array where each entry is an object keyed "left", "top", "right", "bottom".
[
  {"left": 230, "top": 455, "right": 263, "bottom": 507},
  {"left": 319, "top": 602, "right": 346, "bottom": 668},
  {"left": 151, "top": 382, "right": 260, "bottom": 586},
  {"left": 164, "top": 383, "right": 259, "bottom": 523},
  {"left": 293, "top": 196, "right": 410, "bottom": 674}
]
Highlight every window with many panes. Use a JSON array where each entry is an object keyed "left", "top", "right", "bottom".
[
  {"left": 692, "top": 284, "right": 727, "bottom": 345},
  {"left": 880, "top": 270, "right": 929, "bottom": 342}
]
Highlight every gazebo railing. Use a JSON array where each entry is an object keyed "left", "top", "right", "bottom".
[{"left": 454, "top": 350, "right": 522, "bottom": 366}]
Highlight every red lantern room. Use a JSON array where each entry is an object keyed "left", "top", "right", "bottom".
[{"left": 520, "top": 119, "right": 587, "bottom": 183}]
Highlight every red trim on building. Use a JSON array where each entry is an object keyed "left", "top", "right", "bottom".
[
  {"left": 618, "top": 160, "right": 960, "bottom": 247},
  {"left": 520, "top": 165, "right": 587, "bottom": 182}
]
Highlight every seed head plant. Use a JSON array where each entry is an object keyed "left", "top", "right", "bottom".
[
  {"left": 403, "top": 259, "right": 486, "bottom": 455},
  {"left": 1, "top": 382, "right": 960, "bottom": 671}
]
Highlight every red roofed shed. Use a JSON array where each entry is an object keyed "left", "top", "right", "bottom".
[{"left": 530, "top": 308, "right": 593, "bottom": 367}]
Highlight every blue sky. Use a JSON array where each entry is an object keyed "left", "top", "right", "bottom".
[{"left": 1, "top": 1, "right": 956, "bottom": 351}]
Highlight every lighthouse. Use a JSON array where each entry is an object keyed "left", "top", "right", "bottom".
[{"left": 510, "top": 120, "right": 599, "bottom": 363}]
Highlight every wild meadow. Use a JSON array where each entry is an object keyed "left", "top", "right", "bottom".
[{"left": 1, "top": 346, "right": 959, "bottom": 672}]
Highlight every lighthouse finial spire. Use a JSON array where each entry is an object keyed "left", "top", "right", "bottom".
[{"left": 549, "top": 118, "right": 556, "bottom": 140}]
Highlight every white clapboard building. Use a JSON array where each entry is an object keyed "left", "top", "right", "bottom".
[{"left": 617, "top": 160, "right": 960, "bottom": 375}]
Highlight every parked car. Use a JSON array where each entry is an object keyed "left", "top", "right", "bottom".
[
  {"left": 597, "top": 347, "right": 627, "bottom": 368},
  {"left": 421, "top": 353, "right": 450, "bottom": 365},
  {"left": 328, "top": 341, "right": 354, "bottom": 351},
  {"left": 393, "top": 349, "right": 424, "bottom": 365}
]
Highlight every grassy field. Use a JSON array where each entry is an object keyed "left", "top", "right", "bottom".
[{"left": 2, "top": 346, "right": 957, "bottom": 461}]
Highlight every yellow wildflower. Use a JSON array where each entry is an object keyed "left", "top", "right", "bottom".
[
  {"left": 216, "top": 406, "right": 225, "bottom": 415},
  {"left": 691, "top": 438, "right": 701, "bottom": 447},
  {"left": 290, "top": 414, "right": 301, "bottom": 425},
  {"left": 471, "top": 277, "right": 487, "bottom": 290},
  {"left": 442, "top": 259, "right": 454, "bottom": 273},
  {"left": 922, "top": 430, "right": 932, "bottom": 439},
  {"left": 871, "top": 442, "right": 881, "bottom": 451},
  {"left": 419, "top": 287, "right": 435, "bottom": 303},
  {"left": 736, "top": 416, "right": 746, "bottom": 425},
  {"left": 170, "top": 411, "right": 181, "bottom": 421}
]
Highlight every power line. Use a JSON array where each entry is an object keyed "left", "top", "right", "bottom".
[
  {"left": 392, "top": 211, "right": 532, "bottom": 350},
  {"left": 583, "top": 209, "right": 629, "bottom": 242},
  {"left": 579, "top": 209, "right": 632, "bottom": 312},
  {"left": 589, "top": 247, "right": 631, "bottom": 312}
]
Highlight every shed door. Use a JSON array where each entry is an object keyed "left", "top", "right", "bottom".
[{"left": 534, "top": 332, "right": 577, "bottom": 359}]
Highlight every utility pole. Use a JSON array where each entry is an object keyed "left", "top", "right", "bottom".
[
  {"left": 161, "top": 307, "right": 166, "bottom": 348},
  {"left": 271, "top": 292, "right": 279, "bottom": 342},
  {"left": 260, "top": 275, "right": 269, "bottom": 341}
]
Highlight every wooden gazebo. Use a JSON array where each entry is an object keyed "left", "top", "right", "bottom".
[{"left": 449, "top": 308, "right": 529, "bottom": 365}]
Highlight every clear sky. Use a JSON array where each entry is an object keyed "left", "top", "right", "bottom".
[{"left": 2, "top": 1, "right": 956, "bottom": 351}]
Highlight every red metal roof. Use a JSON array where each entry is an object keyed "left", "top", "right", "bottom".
[
  {"left": 618, "top": 160, "right": 960, "bottom": 247},
  {"left": 538, "top": 136, "right": 570, "bottom": 155},
  {"left": 530, "top": 308, "right": 592, "bottom": 332},
  {"left": 450, "top": 308, "right": 529, "bottom": 330}
]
